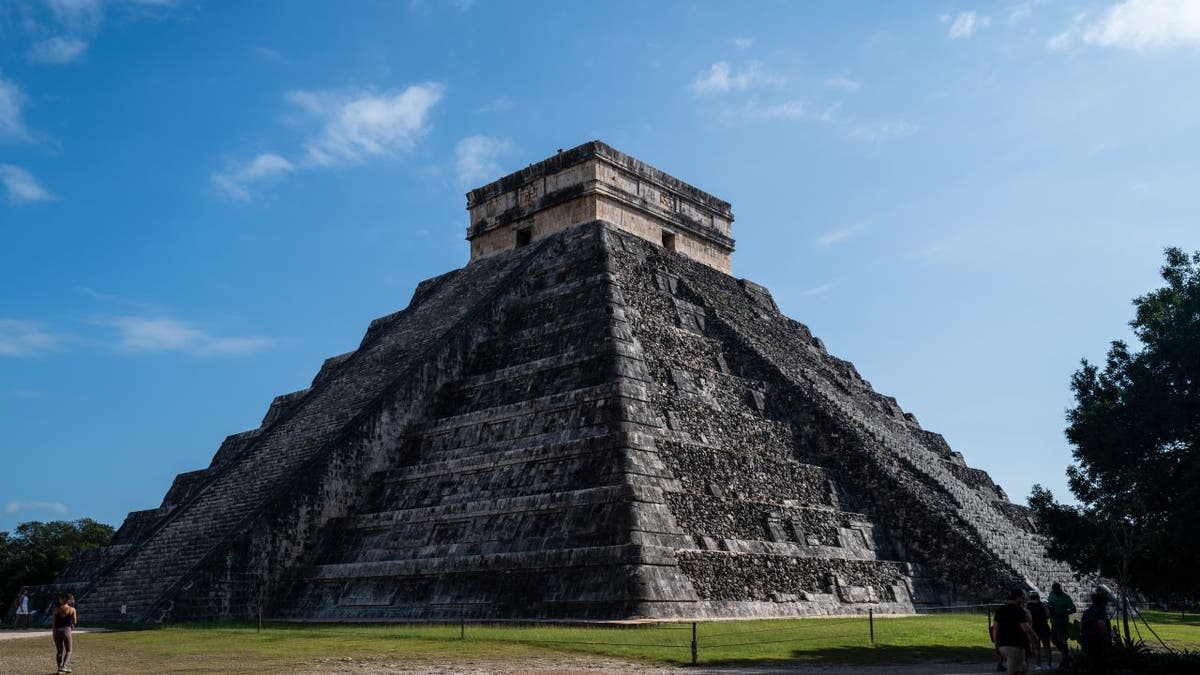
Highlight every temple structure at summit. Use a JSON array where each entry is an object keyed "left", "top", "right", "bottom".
[{"left": 51, "top": 141, "right": 1083, "bottom": 622}]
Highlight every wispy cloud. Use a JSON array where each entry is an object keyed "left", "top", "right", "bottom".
[
  {"left": 0, "top": 76, "right": 33, "bottom": 143},
  {"left": 848, "top": 120, "right": 919, "bottom": 142},
  {"left": 823, "top": 75, "right": 861, "bottom": 92},
  {"left": 5, "top": 500, "right": 68, "bottom": 516},
  {"left": 0, "top": 319, "right": 61, "bottom": 356},
  {"left": 1008, "top": 0, "right": 1045, "bottom": 25},
  {"left": 212, "top": 83, "right": 445, "bottom": 199},
  {"left": 818, "top": 225, "right": 865, "bottom": 246},
  {"left": 20, "top": 0, "right": 177, "bottom": 66},
  {"left": 1048, "top": 0, "right": 1200, "bottom": 50},
  {"left": 731, "top": 36, "right": 754, "bottom": 49},
  {"left": 108, "top": 316, "right": 272, "bottom": 356},
  {"left": 27, "top": 36, "right": 88, "bottom": 64},
  {"left": 454, "top": 135, "right": 513, "bottom": 186},
  {"left": 728, "top": 99, "right": 839, "bottom": 124},
  {"left": 211, "top": 153, "right": 296, "bottom": 201},
  {"left": 0, "top": 164, "right": 55, "bottom": 203},
  {"left": 690, "top": 61, "right": 784, "bottom": 95},
  {"left": 476, "top": 96, "right": 514, "bottom": 113},
  {"left": 942, "top": 11, "right": 991, "bottom": 39},
  {"left": 289, "top": 84, "right": 445, "bottom": 167},
  {"left": 800, "top": 283, "right": 835, "bottom": 296}
]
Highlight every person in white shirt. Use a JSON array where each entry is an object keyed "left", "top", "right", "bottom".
[{"left": 13, "top": 588, "right": 31, "bottom": 629}]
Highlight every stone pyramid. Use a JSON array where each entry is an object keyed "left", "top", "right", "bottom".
[{"left": 63, "top": 142, "right": 1080, "bottom": 622}]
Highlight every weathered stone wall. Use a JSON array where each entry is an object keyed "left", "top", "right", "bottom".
[{"left": 466, "top": 141, "right": 734, "bottom": 273}]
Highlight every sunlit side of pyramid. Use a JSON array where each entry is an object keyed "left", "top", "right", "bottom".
[{"left": 60, "top": 141, "right": 1082, "bottom": 622}]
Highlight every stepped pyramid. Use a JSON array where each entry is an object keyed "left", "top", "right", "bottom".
[{"left": 61, "top": 141, "right": 1082, "bottom": 622}]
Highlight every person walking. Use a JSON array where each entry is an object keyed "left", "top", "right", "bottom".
[
  {"left": 1079, "top": 591, "right": 1112, "bottom": 675},
  {"left": 12, "top": 588, "right": 31, "bottom": 629},
  {"left": 1047, "top": 582, "right": 1076, "bottom": 670},
  {"left": 1027, "top": 591, "right": 1054, "bottom": 671},
  {"left": 994, "top": 588, "right": 1040, "bottom": 675},
  {"left": 50, "top": 593, "right": 77, "bottom": 674}
]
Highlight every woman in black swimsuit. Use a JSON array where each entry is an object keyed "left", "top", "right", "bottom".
[{"left": 51, "top": 593, "right": 76, "bottom": 674}]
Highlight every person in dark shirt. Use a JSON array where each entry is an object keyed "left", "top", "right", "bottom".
[
  {"left": 1080, "top": 592, "right": 1112, "bottom": 674},
  {"left": 1027, "top": 592, "right": 1053, "bottom": 670},
  {"left": 994, "top": 588, "right": 1040, "bottom": 675}
]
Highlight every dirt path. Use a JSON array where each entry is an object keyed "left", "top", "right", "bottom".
[{"left": 0, "top": 627, "right": 110, "bottom": 641}]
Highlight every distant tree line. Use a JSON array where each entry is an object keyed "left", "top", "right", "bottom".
[{"left": 0, "top": 519, "right": 114, "bottom": 605}]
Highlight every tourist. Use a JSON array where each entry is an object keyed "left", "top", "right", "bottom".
[
  {"left": 50, "top": 592, "right": 77, "bottom": 674},
  {"left": 1079, "top": 591, "right": 1111, "bottom": 674},
  {"left": 994, "top": 588, "right": 1040, "bottom": 675},
  {"left": 1047, "top": 582, "right": 1076, "bottom": 670},
  {"left": 12, "top": 587, "right": 31, "bottom": 629},
  {"left": 1026, "top": 591, "right": 1053, "bottom": 670}
]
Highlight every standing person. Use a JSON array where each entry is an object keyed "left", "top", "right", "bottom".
[
  {"left": 1047, "top": 582, "right": 1076, "bottom": 670},
  {"left": 50, "top": 592, "right": 77, "bottom": 674},
  {"left": 13, "top": 588, "right": 31, "bottom": 629},
  {"left": 1027, "top": 592, "right": 1054, "bottom": 671},
  {"left": 994, "top": 588, "right": 1040, "bottom": 675},
  {"left": 1079, "top": 592, "right": 1112, "bottom": 675}
]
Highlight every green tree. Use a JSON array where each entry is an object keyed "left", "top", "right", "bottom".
[
  {"left": 0, "top": 519, "right": 114, "bottom": 605},
  {"left": 1030, "top": 247, "right": 1200, "bottom": 608}
]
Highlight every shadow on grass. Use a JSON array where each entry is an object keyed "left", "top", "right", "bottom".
[{"left": 699, "top": 644, "right": 994, "bottom": 668}]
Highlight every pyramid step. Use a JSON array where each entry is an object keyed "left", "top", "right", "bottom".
[{"left": 348, "top": 485, "right": 640, "bottom": 531}]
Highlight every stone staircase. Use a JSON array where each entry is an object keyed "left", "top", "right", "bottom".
[{"left": 282, "top": 224, "right": 673, "bottom": 620}]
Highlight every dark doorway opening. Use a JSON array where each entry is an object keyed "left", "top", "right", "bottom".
[
  {"left": 662, "top": 230, "right": 677, "bottom": 253},
  {"left": 515, "top": 228, "right": 532, "bottom": 248}
]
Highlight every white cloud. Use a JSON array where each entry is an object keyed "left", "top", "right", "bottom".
[
  {"left": 800, "top": 283, "right": 835, "bottom": 297},
  {"left": 5, "top": 500, "right": 69, "bottom": 516},
  {"left": 213, "top": 83, "right": 444, "bottom": 199},
  {"left": 0, "top": 164, "right": 55, "bottom": 203},
  {"left": 731, "top": 37, "right": 754, "bottom": 49},
  {"left": 848, "top": 120, "right": 919, "bottom": 142},
  {"left": 1049, "top": 0, "right": 1200, "bottom": 50},
  {"left": 290, "top": 84, "right": 446, "bottom": 167},
  {"left": 726, "top": 99, "right": 840, "bottom": 125},
  {"left": 211, "top": 153, "right": 296, "bottom": 201},
  {"left": 818, "top": 225, "right": 865, "bottom": 246},
  {"left": 109, "top": 316, "right": 272, "bottom": 356},
  {"left": 27, "top": 36, "right": 88, "bottom": 64},
  {"left": 0, "top": 76, "right": 32, "bottom": 143},
  {"left": 0, "top": 319, "right": 60, "bottom": 356},
  {"left": 690, "top": 61, "right": 784, "bottom": 95},
  {"left": 823, "top": 75, "right": 862, "bottom": 92},
  {"left": 945, "top": 11, "right": 991, "bottom": 39},
  {"left": 455, "top": 135, "right": 513, "bottom": 186}
]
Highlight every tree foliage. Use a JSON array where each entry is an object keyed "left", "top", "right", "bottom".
[
  {"left": 0, "top": 519, "right": 114, "bottom": 605},
  {"left": 1030, "top": 247, "right": 1200, "bottom": 599}
]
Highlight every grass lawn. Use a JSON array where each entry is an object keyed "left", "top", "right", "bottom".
[{"left": 1, "top": 610, "right": 1196, "bottom": 673}]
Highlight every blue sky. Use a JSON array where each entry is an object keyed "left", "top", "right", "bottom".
[{"left": 2, "top": 0, "right": 1198, "bottom": 534}]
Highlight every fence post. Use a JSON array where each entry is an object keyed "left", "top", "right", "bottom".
[
  {"left": 460, "top": 604, "right": 465, "bottom": 640},
  {"left": 869, "top": 609, "right": 874, "bottom": 645},
  {"left": 691, "top": 621, "right": 698, "bottom": 666},
  {"left": 257, "top": 602, "right": 262, "bottom": 634}
]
